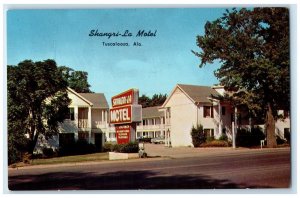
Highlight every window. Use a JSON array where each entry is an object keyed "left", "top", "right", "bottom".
[
  {"left": 204, "top": 106, "right": 214, "bottom": 118},
  {"left": 70, "top": 108, "right": 75, "bottom": 120},
  {"left": 204, "top": 129, "right": 214, "bottom": 138},
  {"left": 222, "top": 106, "right": 226, "bottom": 115},
  {"left": 222, "top": 128, "right": 226, "bottom": 134},
  {"left": 109, "top": 133, "right": 116, "bottom": 138},
  {"left": 167, "top": 107, "right": 171, "bottom": 118},
  {"left": 65, "top": 108, "right": 75, "bottom": 120}
]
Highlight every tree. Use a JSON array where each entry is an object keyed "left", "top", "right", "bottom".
[
  {"left": 193, "top": 8, "right": 290, "bottom": 147},
  {"left": 59, "top": 66, "right": 92, "bottom": 93},
  {"left": 138, "top": 94, "right": 151, "bottom": 108},
  {"left": 8, "top": 60, "right": 71, "bottom": 160},
  {"left": 138, "top": 93, "right": 167, "bottom": 108}
]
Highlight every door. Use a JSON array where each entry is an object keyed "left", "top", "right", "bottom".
[{"left": 94, "top": 133, "right": 103, "bottom": 151}]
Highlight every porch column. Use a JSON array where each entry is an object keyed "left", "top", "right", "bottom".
[
  {"left": 74, "top": 106, "right": 79, "bottom": 141},
  {"left": 160, "top": 117, "right": 164, "bottom": 136},
  {"left": 232, "top": 106, "right": 237, "bottom": 149},
  {"left": 88, "top": 107, "right": 92, "bottom": 143},
  {"left": 219, "top": 102, "right": 222, "bottom": 136},
  {"left": 105, "top": 110, "right": 108, "bottom": 126},
  {"left": 102, "top": 110, "right": 104, "bottom": 125},
  {"left": 164, "top": 109, "right": 167, "bottom": 146}
]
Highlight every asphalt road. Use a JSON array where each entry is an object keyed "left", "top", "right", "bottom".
[{"left": 8, "top": 148, "right": 291, "bottom": 191}]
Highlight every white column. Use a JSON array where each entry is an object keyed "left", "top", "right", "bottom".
[
  {"left": 232, "top": 122, "right": 236, "bottom": 148},
  {"left": 164, "top": 109, "right": 167, "bottom": 146},
  {"left": 74, "top": 106, "right": 79, "bottom": 141},
  {"left": 102, "top": 110, "right": 104, "bottom": 125},
  {"left": 105, "top": 111, "right": 108, "bottom": 126},
  {"left": 88, "top": 107, "right": 92, "bottom": 143},
  {"left": 219, "top": 102, "right": 222, "bottom": 136},
  {"left": 232, "top": 106, "right": 237, "bottom": 149},
  {"left": 160, "top": 117, "right": 163, "bottom": 136}
]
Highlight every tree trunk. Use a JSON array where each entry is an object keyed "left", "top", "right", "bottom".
[{"left": 265, "top": 103, "right": 277, "bottom": 148}]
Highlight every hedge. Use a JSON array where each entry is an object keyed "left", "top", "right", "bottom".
[{"left": 103, "top": 142, "right": 139, "bottom": 153}]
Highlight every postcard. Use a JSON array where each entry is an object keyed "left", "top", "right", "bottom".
[{"left": 6, "top": 7, "right": 292, "bottom": 192}]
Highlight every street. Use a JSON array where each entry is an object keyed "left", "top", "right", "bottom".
[{"left": 8, "top": 147, "right": 291, "bottom": 190}]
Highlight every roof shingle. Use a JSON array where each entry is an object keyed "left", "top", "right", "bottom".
[
  {"left": 78, "top": 93, "right": 109, "bottom": 108},
  {"left": 142, "top": 106, "right": 164, "bottom": 118},
  {"left": 177, "top": 84, "right": 220, "bottom": 103}
]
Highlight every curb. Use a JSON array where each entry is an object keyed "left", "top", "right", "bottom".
[{"left": 8, "top": 156, "right": 166, "bottom": 171}]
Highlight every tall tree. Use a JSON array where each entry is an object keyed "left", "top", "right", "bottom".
[
  {"left": 8, "top": 60, "right": 71, "bottom": 159},
  {"left": 139, "top": 94, "right": 167, "bottom": 108},
  {"left": 59, "top": 66, "right": 92, "bottom": 93},
  {"left": 138, "top": 94, "right": 151, "bottom": 108},
  {"left": 193, "top": 8, "right": 290, "bottom": 147}
]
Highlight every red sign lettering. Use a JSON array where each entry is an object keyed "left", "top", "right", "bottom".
[
  {"left": 110, "top": 105, "right": 132, "bottom": 124},
  {"left": 116, "top": 125, "right": 130, "bottom": 144},
  {"left": 111, "top": 89, "right": 135, "bottom": 108}
]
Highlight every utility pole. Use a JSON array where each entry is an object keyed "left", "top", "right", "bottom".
[{"left": 232, "top": 106, "right": 237, "bottom": 149}]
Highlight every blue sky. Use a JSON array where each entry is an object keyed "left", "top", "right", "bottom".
[{"left": 7, "top": 8, "right": 228, "bottom": 102}]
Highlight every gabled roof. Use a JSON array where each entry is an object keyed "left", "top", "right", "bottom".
[
  {"left": 162, "top": 84, "right": 221, "bottom": 107},
  {"left": 67, "top": 87, "right": 109, "bottom": 108},
  {"left": 78, "top": 93, "right": 109, "bottom": 109},
  {"left": 67, "top": 87, "right": 93, "bottom": 106},
  {"left": 142, "top": 106, "right": 164, "bottom": 119},
  {"left": 178, "top": 84, "right": 220, "bottom": 103}
]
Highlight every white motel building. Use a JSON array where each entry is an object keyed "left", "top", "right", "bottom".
[{"left": 35, "top": 84, "right": 290, "bottom": 152}]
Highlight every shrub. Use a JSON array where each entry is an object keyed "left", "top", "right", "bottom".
[
  {"left": 190, "top": 124, "right": 206, "bottom": 147},
  {"left": 200, "top": 140, "right": 230, "bottom": 147},
  {"left": 284, "top": 129, "right": 290, "bottom": 144},
  {"left": 59, "top": 139, "right": 97, "bottom": 156},
  {"left": 236, "top": 126, "right": 265, "bottom": 147},
  {"left": 206, "top": 136, "right": 215, "bottom": 142},
  {"left": 218, "top": 134, "right": 228, "bottom": 141},
  {"left": 42, "top": 147, "right": 55, "bottom": 158},
  {"left": 276, "top": 136, "right": 286, "bottom": 145},
  {"left": 8, "top": 133, "right": 30, "bottom": 165},
  {"left": 120, "top": 142, "right": 139, "bottom": 153},
  {"left": 108, "top": 142, "right": 139, "bottom": 153},
  {"left": 103, "top": 142, "right": 114, "bottom": 152}
]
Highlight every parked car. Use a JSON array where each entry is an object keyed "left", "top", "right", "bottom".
[
  {"left": 137, "top": 137, "right": 152, "bottom": 143},
  {"left": 151, "top": 137, "right": 165, "bottom": 144}
]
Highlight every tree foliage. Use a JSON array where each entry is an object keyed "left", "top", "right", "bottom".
[
  {"left": 190, "top": 124, "right": 206, "bottom": 147},
  {"left": 58, "top": 66, "right": 92, "bottom": 93},
  {"left": 8, "top": 60, "right": 71, "bottom": 162},
  {"left": 138, "top": 93, "right": 167, "bottom": 108},
  {"left": 193, "top": 8, "right": 290, "bottom": 147}
]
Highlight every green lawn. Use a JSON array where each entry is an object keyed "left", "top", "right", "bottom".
[{"left": 30, "top": 152, "right": 109, "bottom": 166}]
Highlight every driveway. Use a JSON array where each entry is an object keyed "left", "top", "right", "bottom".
[{"left": 144, "top": 143, "right": 290, "bottom": 159}]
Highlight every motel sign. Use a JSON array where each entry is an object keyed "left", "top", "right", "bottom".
[{"left": 110, "top": 89, "right": 142, "bottom": 144}]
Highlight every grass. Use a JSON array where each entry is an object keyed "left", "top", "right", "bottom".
[
  {"left": 31, "top": 152, "right": 109, "bottom": 165},
  {"left": 10, "top": 152, "right": 109, "bottom": 167}
]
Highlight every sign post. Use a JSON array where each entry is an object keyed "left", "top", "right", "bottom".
[{"left": 110, "top": 89, "right": 142, "bottom": 144}]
